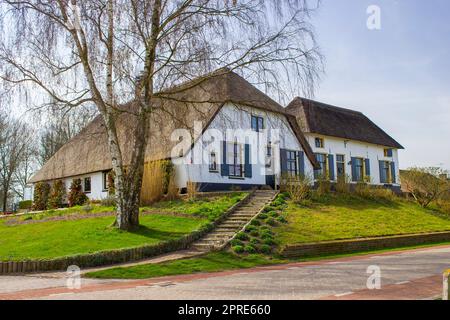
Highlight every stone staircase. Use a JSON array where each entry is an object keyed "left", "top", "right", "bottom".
[{"left": 191, "top": 190, "right": 278, "bottom": 252}]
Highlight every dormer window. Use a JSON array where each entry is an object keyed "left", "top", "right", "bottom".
[
  {"left": 315, "top": 137, "right": 324, "bottom": 148},
  {"left": 251, "top": 115, "right": 264, "bottom": 132}
]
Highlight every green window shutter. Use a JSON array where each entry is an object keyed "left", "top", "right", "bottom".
[
  {"left": 244, "top": 144, "right": 252, "bottom": 178},
  {"left": 280, "top": 149, "right": 288, "bottom": 174},
  {"left": 297, "top": 151, "right": 305, "bottom": 176},
  {"left": 351, "top": 157, "right": 358, "bottom": 182},
  {"left": 379, "top": 161, "right": 386, "bottom": 183},
  {"left": 391, "top": 162, "right": 396, "bottom": 184},
  {"left": 328, "top": 154, "right": 335, "bottom": 181},
  {"left": 221, "top": 141, "right": 229, "bottom": 177},
  {"left": 365, "top": 159, "right": 371, "bottom": 177}
]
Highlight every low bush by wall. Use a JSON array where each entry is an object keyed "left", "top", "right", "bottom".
[
  {"left": 0, "top": 192, "right": 254, "bottom": 275},
  {"left": 280, "top": 231, "right": 450, "bottom": 258}
]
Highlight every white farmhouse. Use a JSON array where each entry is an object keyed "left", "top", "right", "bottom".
[
  {"left": 29, "top": 70, "right": 320, "bottom": 199},
  {"left": 287, "top": 97, "right": 404, "bottom": 192},
  {"left": 28, "top": 70, "right": 404, "bottom": 200}
]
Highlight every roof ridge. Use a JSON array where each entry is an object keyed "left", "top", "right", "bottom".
[{"left": 299, "top": 97, "right": 365, "bottom": 116}]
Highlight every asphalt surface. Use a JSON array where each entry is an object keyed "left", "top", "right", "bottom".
[{"left": 1, "top": 245, "right": 449, "bottom": 300}]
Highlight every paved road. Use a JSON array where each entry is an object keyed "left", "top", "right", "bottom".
[{"left": 1, "top": 245, "right": 450, "bottom": 300}]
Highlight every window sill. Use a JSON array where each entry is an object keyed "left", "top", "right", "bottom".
[
  {"left": 209, "top": 170, "right": 219, "bottom": 173},
  {"left": 229, "top": 176, "right": 245, "bottom": 180}
]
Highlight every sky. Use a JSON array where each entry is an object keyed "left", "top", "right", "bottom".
[{"left": 309, "top": 0, "right": 450, "bottom": 170}]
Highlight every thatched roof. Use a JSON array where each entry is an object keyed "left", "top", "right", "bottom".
[
  {"left": 30, "top": 70, "right": 318, "bottom": 183},
  {"left": 287, "top": 97, "right": 404, "bottom": 149}
]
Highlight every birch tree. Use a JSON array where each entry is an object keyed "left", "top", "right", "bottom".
[{"left": 0, "top": 0, "right": 322, "bottom": 230}]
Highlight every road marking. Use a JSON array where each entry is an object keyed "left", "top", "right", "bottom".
[
  {"left": 395, "top": 281, "right": 410, "bottom": 285},
  {"left": 335, "top": 291, "right": 354, "bottom": 297}
]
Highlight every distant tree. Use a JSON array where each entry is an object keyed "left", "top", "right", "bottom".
[
  {"left": 0, "top": 0, "right": 323, "bottom": 229},
  {"left": 0, "top": 111, "right": 32, "bottom": 212},
  {"left": 38, "top": 106, "right": 96, "bottom": 166},
  {"left": 401, "top": 167, "right": 450, "bottom": 208}
]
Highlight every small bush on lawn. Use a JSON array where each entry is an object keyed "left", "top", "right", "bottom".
[
  {"left": 281, "top": 174, "right": 312, "bottom": 203},
  {"left": 244, "top": 245, "right": 257, "bottom": 254},
  {"left": 101, "top": 196, "right": 116, "bottom": 207},
  {"left": 249, "top": 230, "right": 259, "bottom": 237},
  {"left": 245, "top": 225, "right": 257, "bottom": 233},
  {"left": 48, "top": 180, "right": 66, "bottom": 209},
  {"left": 250, "top": 219, "right": 261, "bottom": 226},
  {"left": 263, "top": 206, "right": 276, "bottom": 213},
  {"left": 267, "top": 211, "right": 279, "bottom": 218},
  {"left": 266, "top": 218, "right": 277, "bottom": 226},
  {"left": 260, "top": 225, "right": 271, "bottom": 232},
  {"left": 250, "top": 238, "right": 260, "bottom": 245},
  {"left": 233, "top": 245, "right": 245, "bottom": 254},
  {"left": 230, "top": 239, "right": 244, "bottom": 247},
  {"left": 68, "top": 179, "right": 89, "bottom": 207},
  {"left": 260, "top": 245, "right": 272, "bottom": 254},
  {"left": 33, "top": 182, "right": 51, "bottom": 211},
  {"left": 257, "top": 213, "right": 268, "bottom": 220},
  {"left": 235, "top": 232, "right": 249, "bottom": 241},
  {"left": 19, "top": 200, "right": 32, "bottom": 210},
  {"left": 336, "top": 175, "right": 351, "bottom": 194},
  {"left": 276, "top": 216, "right": 288, "bottom": 224},
  {"left": 316, "top": 173, "right": 332, "bottom": 196},
  {"left": 263, "top": 238, "right": 276, "bottom": 246}
]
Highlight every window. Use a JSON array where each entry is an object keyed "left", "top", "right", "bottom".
[
  {"left": 286, "top": 151, "right": 298, "bottom": 176},
  {"left": 354, "top": 158, "right": 364, "bottom": 182},
  {"left": 267, "top": 142, "right": 273, "bottom": 157},
  {"left": 209, "top": 152, "right": 218, "bottom": 172},
  {"left": 84, "top": 177, "right": 92, "bottom": 193},
  {"left": 102, "top": 171, "right": 109, "bottom": 191},
  {"left": 314, "top": 153, "right": 328, "bottom": 179},
  {"left": 315, "top": 137, "right": 324, "bottom": 148},
  {"left": 251, "top": 115, "right": 264, "bottom": 132},
  {"left": 384, "top": 149, "right": 393, "bottom": 157},
  {"left": 227, "top": 141, "right": 243, "bottom": 178},
  {"left": 265, "top": 142, "right": 273, "bottom": 168},
  {"left": 380, "top": 161, "right": 392, "bottom": 184},
  {"left": 336, "top": 154, "right": 346, "bottom": 177}
]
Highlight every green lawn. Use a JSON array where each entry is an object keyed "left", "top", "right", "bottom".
[
  {"left": 142, "top": 193, "right": 245, "bottom": 221},
  {"left": 0, "top": 214, "right": 207, "bottom": 261},
  {"left": 85, "top": 252, "right": 285, "bottom": 279},
  {"left": 274, "top": 194, "right": 450, "bottom": 245},
  {"left": 0, "top": 194, "right": 246, "bottom": 261}
]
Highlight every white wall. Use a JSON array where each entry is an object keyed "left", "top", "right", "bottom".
[
  {"left": 306, "top": 134, "right": 400, "bottom": 185},
  {"left": 174, "top": 103, "right": 315, "bottom": 189}
]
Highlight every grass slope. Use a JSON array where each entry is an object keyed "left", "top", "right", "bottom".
[
  {"left": 85, "top": 252, "right": 285, "bottom": 279},
  {"left": 0, "top": 215, "right": 207, "bottom": 261},
  {"left": 275, "top": 194, "right": 450, "bottom": 245}
]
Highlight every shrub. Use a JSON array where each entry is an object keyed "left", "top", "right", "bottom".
[
  {"left": 186, "top": 180, "right": 199, "bottom": 201},
  {"left": 249, "top": 230, "right": 259, "bottom": 237},
  {"left": 281, "top": 174, "right": 312, "bottom": 203},
  {"left": 276, "top": 216, "right": 288, "bottom": 224},
  {"left": 316, "top": 174, "right": 331, "bottom": 196},
  {"left": 19, "top": 200, "right": 32, "bottom": 210},
  {"left": 230, "top": 239, "right": 244, "bottom": 247},
  {"left": 33, "top": 182, "right": 50, "bottom": 211},
  {"left": 266, "top": 217, "right": 277, "bottom": 226},
  {"left": 233, "top": 245, "right": 245, "bottom": 254},
  {"left": 257, "top": 213, "right": 268, "bottom": 220},
  {"left": 101, "top": 196, "right": 116, "bottom": 207},
  {"left": 235, "top": 232, "right": 249, "bottom": 241},
  {"left": 336, "top": 175, "right": 351, "bottom": 194},
  {"left": 48, "top": 180, "right": 66, "bottom": 209},
  {"left": 263, "top": 206, "right": 276, "bottom": 213},
  {"left": 268, "top": 211, "right": 279, "bottom": 218},
  {"left": 259, "top": 244, "right": 272, "bottom": 254},
  {"left": 68, "top": 179, "right": 88, "bottom": 207},
  {"left": 263, "top": 238, "right": 276, "bottom": 246},
  {"left": 166, "top": 174, "right": 180, "bottom": 201},
  {"left": 244, "top": 245, "right": 257, "bottom": 254},
  {"left": 250, "top": 238, "right": 260, "bottom": 245},
  {"left": 250, "top": 219, "right": 261, "bottom": 226},
  {"left": 245, "top": 225, "right": 257, "bottom": 233}
]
